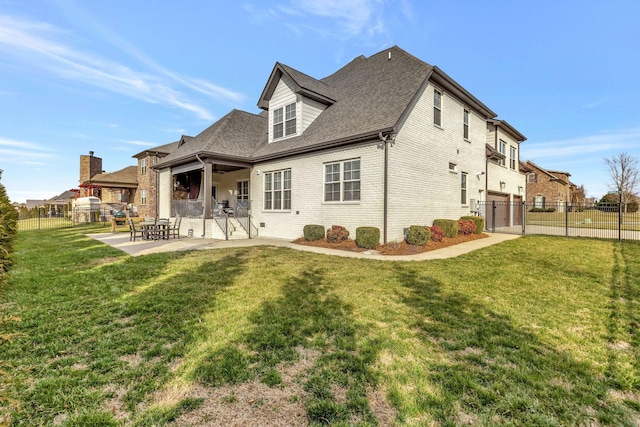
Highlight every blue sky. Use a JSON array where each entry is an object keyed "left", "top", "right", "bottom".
[{"left": 1, "top": 0, "right": 639, "bottom": 203}]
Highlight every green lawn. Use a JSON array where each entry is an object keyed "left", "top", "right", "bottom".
[{"left": 1, "top": 228, "right": 640, "bottom": 425}]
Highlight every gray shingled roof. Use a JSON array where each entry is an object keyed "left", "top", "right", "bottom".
[
  {"left": 85, "top": 166, "right": 138, "bottom": 187},
  {"left": 132, "top": 140, "right": 180, "bottom": 159},
  {"left": 158, "top": 110, "right": 266, "bottom": 166},
  {"left": 155, "top": 46, "right": 492, "bottom": 168}
]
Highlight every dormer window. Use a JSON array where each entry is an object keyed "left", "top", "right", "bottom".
[{"left": 273, "top": 102, "right": 296, "bottom": 139}]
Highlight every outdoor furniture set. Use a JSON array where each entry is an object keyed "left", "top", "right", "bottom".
[{"left": 128, "top": 217, "right": 181, "bottom": 242}]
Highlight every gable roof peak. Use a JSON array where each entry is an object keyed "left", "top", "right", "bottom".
[{"left": 258, "top": 62, "right": 337, "bottom": 110}]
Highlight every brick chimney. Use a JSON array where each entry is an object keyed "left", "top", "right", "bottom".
[{"left": 79, "top": 151, "right": 102, "bottom": 197}]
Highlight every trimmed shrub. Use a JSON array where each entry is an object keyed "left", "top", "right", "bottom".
[
  {"left": 326, "top": 225, "right": 349, "bottom": 243},
  {"left": 303, "top": 224, "right": 325, "bottom": 242},
  {"left": 406, "top": 225, "right": 431, "bottom": 246},
  {"left": 458, "top": 219, "right": 476, "bottom": 235},
  {"left": 430, "top": 225, "right": 444, "bottom": 242},
  {"left": 460, "top": 215, "right": 484, "bottom": 234},
  {"left": 432, "top": 219, "right": 458, "bottom": 238},
  {"left": 355, "top": 227, "right": 380, "bottom": 249}
]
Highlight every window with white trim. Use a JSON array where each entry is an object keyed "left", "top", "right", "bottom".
[
  {"left": 463, "top": 109, "right": 469, "bottom": 140},
  {"left": 141, "top": 189, "right": 147, "bottom": 205},
  {"left": 264, "top": 169, "right": 291, "bottom": 210},
  {"left": 449, "top": 162, "right": 457, "bottom": 172},
  {"left": 324, "top": 159, "right": 360, "bottom": 202},
  {"left": 498, "top": 140, "right": 506, "bottom": 166},
  {"left": 461, "top": 172, "right": 468, "bottom": 205},
  {"left": 434, "top": 89, "right": 442, "bottom": 126},
  {"left": 273, "top": 102, "right": 296, "bottom": 139},
  {"left": 140, "top": 158, "right": 147, "bottom": 175},
  {"left": 510, "top": 146, "right": 516, "bottom": 169}
]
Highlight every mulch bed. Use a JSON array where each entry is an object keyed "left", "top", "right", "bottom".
[{"left": 292, "top": 233, "right": 488, "bottom": 256}]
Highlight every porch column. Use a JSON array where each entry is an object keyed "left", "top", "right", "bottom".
[{"left": 202, "top": 163, "right": 213, "bottom": 218}]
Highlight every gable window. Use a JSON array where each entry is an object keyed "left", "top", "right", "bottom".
[
  {"left": 324, "top": 159, "right": 360, "bottom": 202},
  {"left": 463, "top": 109, "right": 469, "bottom": 140},
  {"left": 273, "top": 102, "right": 296, "bottom": 139},
  {"left": 264, "top": 169, "right": 291, "bottom": 210},
  {"left": 140, "top": 158, "right": 147, "bottom": 175},
  {"left": 498, "top": 140, "right": 506, "bottom": 166},
  {"left": 510, "top": 146, "right": 516, "bottom": 170},
  {"left": 434, "top": 89, "right": 442, "bottom": 126},
  {"left": 461, "top": 172, "right": 468, "bottom": 205},
  {"left": 528, "top": 173, "right": 538, "bottom": 183},
  {"left": 140, "top": 189, "right": 147, "bottom": 205}
]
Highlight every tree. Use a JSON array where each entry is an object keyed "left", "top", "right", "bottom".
[
  {"left": 604, "top": 152, "right": 639, "bottom": 213},
  {"left": 0, "top": 169, "right": 18, "bottom": 279}
]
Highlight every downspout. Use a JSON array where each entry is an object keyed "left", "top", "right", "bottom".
[
  {"left": 384, "top": 140, "right": 389, "bottom": 244},
  {"left": 379, "top": 132, "right": 394, "bottom": 244},
  {"left": 196, "top": 154, "right": 206, "bottom": 238},
  {"left": 154, "top": 153, "right": 159, "bottom": 219}
]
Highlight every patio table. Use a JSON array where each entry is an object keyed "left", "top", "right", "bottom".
[{"left": 141, "top": 221, "right": 169, "bottom": 240}]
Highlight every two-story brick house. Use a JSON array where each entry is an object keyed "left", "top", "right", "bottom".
[
  {"left": 79, "top": 151, "right": 137, "bottom": 205},
  {"left": 524, "top": 161, "right": 576, "bottom": 211},
  {"left": 142, "top": 46, "right": 528, "bottom": 242}
]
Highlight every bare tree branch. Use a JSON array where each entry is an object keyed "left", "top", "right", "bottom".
[{"left": 604, "top": 152, "right": 639, "bottom": 210}]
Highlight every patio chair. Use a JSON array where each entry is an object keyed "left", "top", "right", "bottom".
[
  {"left": 168, "top": 216, "right": 182, "bottom": 239},
  {"left": 128, "top": 218, "right": 145, "bottom": 242}
]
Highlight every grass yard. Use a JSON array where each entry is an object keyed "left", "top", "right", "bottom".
[{"left": 1, "top": 227, "right": 640, "bottom": 425}]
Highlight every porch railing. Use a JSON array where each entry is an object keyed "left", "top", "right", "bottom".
[
  {"left": 171, "top": 199, "right": 204, "bottom": 218},
  {"left": 212, "top": 198, "right": 229, "bottom": 240},
  {"left": 233, "top": 200, "right": 258, "bottom": 238}
]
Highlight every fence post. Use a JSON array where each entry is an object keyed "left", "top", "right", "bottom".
[
  {"left": 619, "top": 191, "right": 622, "bottom": 241},
  {"left": 522, "top": 201, "right": 526, "bottom": 235},
  {"left": 565, "top": 201, "right": 569, "bottom": 237},
  {"left": 491, "top": 201, "right": 496, "bottom": 233}
]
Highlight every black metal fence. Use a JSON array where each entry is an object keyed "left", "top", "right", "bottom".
[
  {"left": 480, "top": 201, "right": 640, "bottom": 241},
  {"left": 17, "top": 205, "right": 121, "bottom": 231}
]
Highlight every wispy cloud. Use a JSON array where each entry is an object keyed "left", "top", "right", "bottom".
[
  {"left": 522, "top": 127, "right": 640, "bottom": 160},
  {"left": 0, "top": 137, "right": 56, "bottom": 167},
  {"left": 0, "top": 14, "right": 244, "bottom": 121},
  {"left": 582, "top": 98, "right": 610, "bottom": 109},
  {"left": 123, "top": 140, "right": 156, "bottom": 147},
  {"left": 245, "top": 0, "right": 408, "bottom": 43}
]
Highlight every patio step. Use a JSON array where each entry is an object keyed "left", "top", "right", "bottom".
[{"left": 228, "top": 218, "right": 249, "bottom": 239}]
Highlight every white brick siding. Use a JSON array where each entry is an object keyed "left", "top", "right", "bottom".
[
  {"left": 386, "top": 83, "right": 487, "bottom": 241},
  {"left": 252, "top": 143, "right": 384, "bottom": 241},
  {"left": 158, "top": 168, "right": 172, "bottom": 218}
]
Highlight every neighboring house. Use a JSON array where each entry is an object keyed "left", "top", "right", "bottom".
[
  {"left": 524, "top": 161, "right": 575, "bottom": 211},
  {"left": 149, "top": 46, "right": 527, "bottom": 242},
  {"left": 132, "top": 141, "right": 180, "bottom": 218},
  {"left": 79, "top": 151, "right": 137, "bottom": 205}
]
